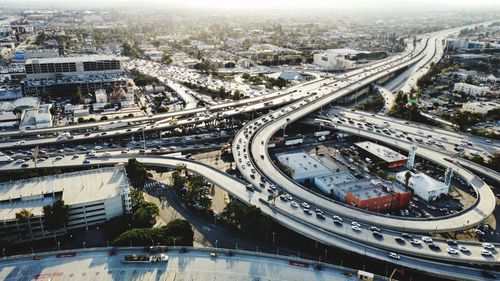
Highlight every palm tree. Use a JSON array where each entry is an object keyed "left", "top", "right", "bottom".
[{"left": 405, "top": 171, "right": 412, "bottom": 187}]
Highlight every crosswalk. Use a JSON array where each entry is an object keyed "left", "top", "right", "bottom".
[{"left": 144, "top": 180, "right": 169, "bottom": 190}]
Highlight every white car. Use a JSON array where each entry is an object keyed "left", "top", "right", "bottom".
[
  {"left": 300, "top": 202, "right": 310, "bottom": 209},
  {"left": 410, "top": 239, "right": 422, "bottom": 246},
  {"left": 290, "top": 201, "right": 299, "bottom": 209},
  {"left": 352, "top": 225, "right": 361, "bottom": 232},
  {"left": 388, "top": 252, "right": 400, "bottom": 260},
  {"left": 481, "top": 249, "right": 493, "bottom": 256},
  {"left": 351, "top": 221, "right": 361, "bottom": 227},
  {"left": 447, "top": 248, "right": 459, "bottom": 255},
  {"left": 482, "top": 243, "right": 495, "bottom": 250},
  {"left": 422, "top": 236, "right": 433, "bottom": 244},
  {"left": 333, "top": 215, "right": 343, "bottom": 222}
]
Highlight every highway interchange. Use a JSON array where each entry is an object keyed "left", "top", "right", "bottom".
[{"left": 0, "top": 22, "right": 499, "bottom": 280}]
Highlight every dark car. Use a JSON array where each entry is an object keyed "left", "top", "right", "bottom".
[
  {"left": 428, "top": 243, "right": 441, "bottom": 251},
  {"left": 481, "top": 271, "right": 497, "bottom": 279}
]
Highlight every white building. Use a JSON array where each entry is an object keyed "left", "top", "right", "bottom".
[
  {"left": 0, "top": 165, "right": 132, "bottom": 242},
  {"left": 19, "top": 104, "right": 53, "bottom": 130},
  {"left": 313, "top": 49, "right": 359, "bottom": 71},
  {"left": 276, "top": 151, "right": 332, "bottom": 185},
  {"left": 453, "top": 82, "right": 489, "bottom": 97},
  {"left": 462, "top": 102, "right": 499, "bottom": 114},
  {"left": 95, "top": 88, "right": 108, "bottom": 103},
  {"left": 266, "top": 70, "right": 304, "bottom": 81},
  {"left": 395, "top": 171, "right": 449, "bottom": 202},
  {"left": 24, "top": 49, "right": 59, "bottom": 59},
  {"left": 24, "top": 55, "right": 126, "bottom": 80}
]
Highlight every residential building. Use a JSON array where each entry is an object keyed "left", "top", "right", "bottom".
[
  {"left": 453, "top": 82, "right": 489, "bottom": 97},
  {"left": 395, "top": 171, "right": 449, "bottom": 202},
  {"left": 0, "top": 164, "right": 132, "bottom": 243},
  {"left": 461, "top": 101, "right": 499, "bottom": 114}
]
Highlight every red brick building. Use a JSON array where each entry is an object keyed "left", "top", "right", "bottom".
[{"left": 337, "top": 179, "right": 411, "bottom": 212}]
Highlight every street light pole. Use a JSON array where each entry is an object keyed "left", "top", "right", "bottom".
[{"left": 272, "top": 232, "right": 275, "bottom": 245}]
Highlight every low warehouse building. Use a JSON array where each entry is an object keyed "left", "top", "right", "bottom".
[
  {"left": 355, "top": 141, "right": 407, "bottom": 169},
  {"left": 334, "top": 179, "right": 411, "bottom": 212},
  {"left": 276, "top": 151, "right": 332, "bottom": 185},
  {"left": 396, "top": 171, "right": 449, "bottom": 202}
]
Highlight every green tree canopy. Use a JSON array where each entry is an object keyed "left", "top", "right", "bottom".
[
  {"left": 16, "top": 209, "right": 34, "bottom": 221},
  {"left": 43, "top": 200, "right": 69, "bottom": 229},
  {"left": 126, "top": 158, "right": 150, "bottom": 189},
  {"left": 112, "top": 219, "right": 193, "bottom": 246}
]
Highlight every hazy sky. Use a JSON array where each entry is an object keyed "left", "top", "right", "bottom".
[{"left": 1, "top": 0, "right": 499, "bottom": 10}]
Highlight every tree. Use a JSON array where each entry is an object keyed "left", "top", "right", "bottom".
[
  {"left": 16, "top": 209, "right": 34, "bottom": 221},
  {"left": 184, "top": 174, "right": 211, "bottom": 209},
  {"left": 112, "top": 219, "right": 193, "bottom": 246},
  {"left": 242, "top": 73, "right": 251, "bottom": 80},
  {"left": 125, "top": 159, "right": 150, "bottom": 189},
  {"left": 404, "top": 171, "right": 412, "bottom": 187},
  {"left": 161, "top": 51, "right": 172, "bottom": 65},
  {"left": 132, "top": 201, "right": 159, "bottom": 228},
  {"left": 43, "top": 200, "right": 69, "bottom": 230},
  {"left": 377, "top": 169, "right": 386, "bottom": 178},
  {"left": 100, "top": 115, "right": 109, "bottom": 121},
  {"left": 220, "top": 201, "right": 270, "bottom": 237}
]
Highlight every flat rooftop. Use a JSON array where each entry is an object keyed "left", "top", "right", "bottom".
[
  {"left": 0, "top": 248, "right": 359, "bottom": 281},
  {"left": 276, "top": 151, "right": 332, "bottom": 180},
  {"left": 0, "top": 166, "right": 130, "bottom": 220},
  {"left": 396, "top": 171, "right": 447, "bottom": 192},
  {"left": 355, "top": 141, "right": 407, "bottom": 163},
  {"left": 336, "top": 178, "right": 408, "bottom": 201},
  {"left": 315, "top": 172, "right": 357, "bottom": 189},
  {"left": 25, "top": 55, "right": 125, "bottom": 64}
]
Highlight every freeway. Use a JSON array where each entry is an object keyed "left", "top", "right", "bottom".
[
  {"left": 0, "top": 153, "right": 498, "bottom": 278},
  {"left": 0, "top": 247, "right": 361, "bottom": 281},
  {"left": 229, "top": 24, "right": 500, "bottom": 266}
]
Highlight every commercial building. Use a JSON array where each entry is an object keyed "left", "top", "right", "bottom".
[
  {"left": 395, "top": 171, "right": 449, "bottom": 202},
  {"left": 453, "top": 82, "right": 489, "bottom": 97},
  {"left": 334, "top": 179, "right": 411, "bottom": 212},
  {"left": 462, "top": 101, "right": 499, "bottom": 114},
  {"left": 24, "top": 55, "right": 125, "bottom": 80},
  {"left": 22, "top": 74, "right": 130, "bottom": 96},
  {"left": 276, "top": 151, "right": 332, "bottom": 185},
  {"left": 314, "top": 172, "right": 357, "bottom": 194},
  {"left": 266, "top": 70, "right": 304, "bottom": 81},
  {"left": 355, "top": 141, "right": 407, "bottom": 169},
  {"left": 313, "top": 49, "right": 359, "bottom": 71},
  {"left": 24, "top": 48, "right": 59, "bottom": 60},
  {"left": 0, "top": 165, "right": 132, "bottom": 243},
  {"left": 19, "top": 104, "right": 53, "bottom": 130}
]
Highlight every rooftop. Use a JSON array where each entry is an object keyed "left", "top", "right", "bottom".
[
  {"left": 336, "top": 178, "right": 409, "bottom": 201},
  {"left": 276, "top": 151, "right": 332, "bottom": 180},
  {"left": 25, "top": 55, "right": 126, "bottom": 64},
  {"left": 355, "top": 141, "right": 407, "bottom": 163},
  {"left": 396, "top": 171, "right": 447, "bottom": 192},
  {"left": 315, "top": 172, "right": 357, "bottom": 189},
  {"left": 0, "top": 166, "right": 130, "bottom": 220}
]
